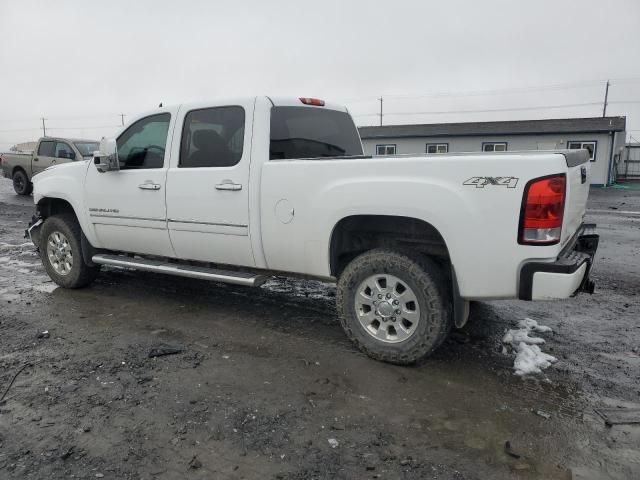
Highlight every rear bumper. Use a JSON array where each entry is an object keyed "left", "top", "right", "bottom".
[{"left": 518, "top": 224, "right": 599, "bottom": 301}]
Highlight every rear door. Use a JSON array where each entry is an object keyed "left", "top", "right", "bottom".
[
  {"left": 33, "top": 140, "right": 56, "bottom": 175},
  {"left": 165, "top": 99, "right": 255, "bottom": 266},
  {"left": 84, "top": 110, "right": 176, "bottom": 256}
]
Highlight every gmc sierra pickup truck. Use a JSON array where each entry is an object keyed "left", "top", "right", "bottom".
[
  {"left": 1, "top": 137, "right": 99, "bottom": 195},
  {"left": 26, "top": 96, "right": 599, "bottom": 364}
]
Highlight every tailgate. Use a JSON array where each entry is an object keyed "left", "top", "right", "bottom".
[{"left": 562, "top": 150, "right": 591, "bottom": 245}]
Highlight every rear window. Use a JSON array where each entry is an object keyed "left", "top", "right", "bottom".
[{"left": 269, "top": 107, "right": 363, "bottom": 160}]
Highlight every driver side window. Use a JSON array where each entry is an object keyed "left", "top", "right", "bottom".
[{"left": 117, "top": 113, "right": 171, "bottom": 170}]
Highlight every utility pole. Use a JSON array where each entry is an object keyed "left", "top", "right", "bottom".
[
  {"left": 602, "top": 80, "right": 610, "bottom": 117},
  {"left": 120, "top": 113, "right": 126, "bottom": 126},
  {"left": 41, "top": 118, "right": 47, "bottom": 137},
  {"left": 378, "top": 96, "right": 383, "bottom": 126}
]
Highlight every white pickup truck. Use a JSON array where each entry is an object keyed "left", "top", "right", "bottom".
[{"left": 27, "top": 96, "right": 599, "bottom": 364}]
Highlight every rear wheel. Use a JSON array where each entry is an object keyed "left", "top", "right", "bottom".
[
  {"left": 337, "top": 249, "right": 452, "bottom": 364},
  {"left": 12, "top": 169, "right": 32, "bottom": 195},
  {"left": 39, "top": 214, "right": 100, "bottom": 288}
]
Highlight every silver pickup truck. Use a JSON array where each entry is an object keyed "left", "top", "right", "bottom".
[{"left": 1, "top": 137, "right": 99, "bottom": 195}]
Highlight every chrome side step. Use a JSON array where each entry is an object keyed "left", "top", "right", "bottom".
[{"left": 92, "top": 254, "right": 267, "bottom": 287}]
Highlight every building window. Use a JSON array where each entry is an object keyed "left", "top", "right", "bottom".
[
  {"left": 376, "top": 144, "right": 396, "bottom": 155},
  {"left": 426, "top": 143, "right": 448, "bottom": 154},
  {"left": 482, "top": 142, "right": 507, "bottom": 152},
  {"left": 567, "top": 141, "right": 597, "bottom": 161}
]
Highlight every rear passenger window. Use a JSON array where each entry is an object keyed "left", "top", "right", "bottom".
[
  {"left": 180, "top": 107, "right": 245, "bottom": 168},
  {"left": 37, "top": 141, "right": 55, "bottom": 157},
  {"left": 269, "top": 107, "right": 363, "bottom": 160}
]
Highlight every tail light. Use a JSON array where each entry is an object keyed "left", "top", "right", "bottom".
[
  {"left": 299, "top": 97, "right": 325, "bottom": 107},
  {"left": 519, "top": 174, "right": 566, "bottom": 245}
]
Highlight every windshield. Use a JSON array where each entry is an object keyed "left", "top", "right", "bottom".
[
  {"left": 73, "top": 142, "right": 100, "bottom": 158},
  {"left": 270, "top": 107, "right": 363, "bottom": 160}
]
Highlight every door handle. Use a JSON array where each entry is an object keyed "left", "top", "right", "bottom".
[
  {"left": 215, "top": 182, "right": 242, "bottom": 191},
  {"left": 138, "top": 183, "right": 161, "bottom": 190}
]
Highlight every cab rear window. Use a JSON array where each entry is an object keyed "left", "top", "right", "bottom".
[{"left": 269, "top": 107, "right": 363, "bottom": 160}]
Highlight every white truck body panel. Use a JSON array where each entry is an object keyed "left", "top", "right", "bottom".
[{"left": 32, "top": 96, "right": 593, "bottom": 301}]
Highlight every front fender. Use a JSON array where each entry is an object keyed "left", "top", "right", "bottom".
[{"left": 32, "top": 161, "right": 97, "bottom": 246}]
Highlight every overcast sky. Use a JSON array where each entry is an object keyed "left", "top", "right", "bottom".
[{"left": 1, "top": 0, "right": 639, "bottom": 149}]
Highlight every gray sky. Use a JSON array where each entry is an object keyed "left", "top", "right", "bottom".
[{"left": 1, "top": 0, "right": 639, "bottom": 150}]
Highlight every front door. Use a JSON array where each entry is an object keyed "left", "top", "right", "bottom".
[
  {"left": 84, "top": 111, "right": 175, "bottom": 257},
  {"left": 165, "top": 99, "right": 255, "bottom": 266}
]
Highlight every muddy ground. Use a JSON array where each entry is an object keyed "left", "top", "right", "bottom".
[{"left": 0, "top": 178, "right": 638, "bottom": 480}]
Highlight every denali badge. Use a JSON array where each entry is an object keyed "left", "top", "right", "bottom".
[
  {"left": 89, "top": 207, "right": 120, "bottom": 214},
  {"left": 463, "top": 176, "right": 519, "bottom": 188}
]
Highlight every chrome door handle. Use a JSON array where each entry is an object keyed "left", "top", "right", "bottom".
[
  {"left": 215, "top": 182, "right": 242, "bottom": 191},
  {"left": 138, "top": 183, "right": 161, "bottom": 190}
]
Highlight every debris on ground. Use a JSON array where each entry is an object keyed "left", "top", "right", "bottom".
[
  {"left": 502, "top": 318, "right": 556, "bottom": 375},
  {"left": 148, "top": 344, "right": 184, "bottom": 358},
  {"left": 504, "top": 441, "right": 521, "bottom": 459},
  {"left": 534, "top": 409, "right": 551, "bottom": 419},
  {"left": 328, "top": 438, "right": 339, "bottom": 449},
  {"left": 594, "top": 407, "right": 640, "bottom": 427},
  {"left": 0, "top": 363, "right": 30, "bottom": 403},
  {"left": 188, "top": 456, "right": 203, "bottom": 469},
  {"left": 36, "top": 330, "right": 50, "bottom": 339}
]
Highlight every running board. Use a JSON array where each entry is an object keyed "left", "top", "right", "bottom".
[{"left": 91, "top": 254, "right": 267, "bottom": 287}]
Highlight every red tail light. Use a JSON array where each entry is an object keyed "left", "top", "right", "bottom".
[
  {"left": 299, "top": 97, "right": 325, "bottom": 107},
  {"left": 519, "top": 174, "right": 566, "bottom": 245}
]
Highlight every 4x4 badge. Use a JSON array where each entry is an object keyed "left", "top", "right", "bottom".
[{"left": 463, "top": 176, "right": 519, "bottom": 188}]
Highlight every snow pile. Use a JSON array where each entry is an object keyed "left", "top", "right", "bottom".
[{"left": 502, "top": 318, "right": 557, "bottom": 376}]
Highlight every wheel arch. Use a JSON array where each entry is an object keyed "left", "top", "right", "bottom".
[
  {"left": 36, "top": 197, "right": 99, "bottom": 266},
  {"left": 329, "top": 214, "right": 452, "bottom": 277},
  {"left": 12, "top": 165, "right": 28, "bottom": 178},
  {"left": 329, "top": 214, "right": 468, "bottom": 329}
]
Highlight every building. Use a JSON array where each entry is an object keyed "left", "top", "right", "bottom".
[{"left": 359, "top": 116, "right": 627, "bottom": 186}]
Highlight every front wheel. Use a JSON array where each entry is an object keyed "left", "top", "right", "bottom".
[
  {"left": 39, "top": 214, "right": 100, "bottom": 288},
  {"left": 12, "top": 170, "right": 32, "bottom": 195},
  {"left": 337, "top": 249, "right": 452, "bottom": 364}
]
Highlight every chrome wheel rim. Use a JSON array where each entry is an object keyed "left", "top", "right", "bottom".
[
  {"left": 46, "top": 231, "right": 73, "bottom": 276},
  {"left": 354, "top": 274, "right": 421, "bottom": 344},
  {"left": 14, "top": 175, "right": 25, "bottom": 191}
]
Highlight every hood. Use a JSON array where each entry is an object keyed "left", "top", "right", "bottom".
[{"left": 33, "top": 159, "right": 89, "bottom": 182}]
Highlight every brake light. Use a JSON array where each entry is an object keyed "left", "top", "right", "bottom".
[
  {"left": 299, "top": 97, "right": 325, "bottom": 107},
  {"left": 519, "top": 174, "right": 566, "bottom": 245}
]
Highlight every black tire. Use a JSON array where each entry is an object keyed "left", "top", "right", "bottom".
[
  {"left": 39, "top": 214, "right": 100, "bottom": 289},
  {"left": 337, "top": 249, "right": 452, "bottom": 365},
  {"left": 12, "top": 169, "right": 32, "bottom": 195}
]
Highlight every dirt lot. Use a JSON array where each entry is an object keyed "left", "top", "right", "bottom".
[{"left": 0, "top": 178, "right": 639, "bottom": 480}]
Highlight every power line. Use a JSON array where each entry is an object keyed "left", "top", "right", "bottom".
[{"left": 353, "top": 101, "right": 602, "bottom": 117}]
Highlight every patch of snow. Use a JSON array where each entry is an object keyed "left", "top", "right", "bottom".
[
  {"left": 33, "top": 283, "right": 58, "bottom": 293},
  {"left": 518, "top": 317, "right": 552, "bottom": 333},
  {"left": 503, "top": 318, "right": 556, "bottom": 376},
  {"left": 513, "top": 343, "right": 557, "bottom": 376}
]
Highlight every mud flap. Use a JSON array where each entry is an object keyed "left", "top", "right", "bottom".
[
  {"left": 451, "top": 266, "right": 469, "bottom": 329},
  {"left": 25, "top": 215, "right": 43, "bottom": 250}
]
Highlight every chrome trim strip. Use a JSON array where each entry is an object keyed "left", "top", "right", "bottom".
[
  {"left": 89, "top": 214, "right": 165, "bottom": 222},
  {"left": 167, "top": 219, "right": 248, "bottom": 228}
]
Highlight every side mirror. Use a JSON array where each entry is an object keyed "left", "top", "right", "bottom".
[{"left": 94, "top": 138, "right": 119, "bottom": 173}]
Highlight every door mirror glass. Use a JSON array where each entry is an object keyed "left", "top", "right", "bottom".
[{"left": 94, "top": 138, "right": 119, "bottom": 172}]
